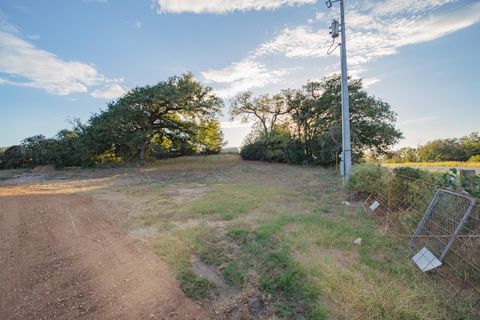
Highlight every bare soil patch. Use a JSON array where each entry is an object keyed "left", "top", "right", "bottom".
[{"left": 0, "top": 183, "right": 206, "bottom": 319}]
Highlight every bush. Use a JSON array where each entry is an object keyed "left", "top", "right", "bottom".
[
  {"left": 347, "top": 163, "right": 389, "bottom": 197},
  {"left": 1, "top": 145, "right": 25, "bottom": 169},
  {"left": 96, "top": 150, "right": 125, "bottom": 167},
  {"left": 241, "top": 129, "right": 307, "bottom": 164},
  {"left": 389, "top": 168, "right": 425, "bottom": 207},
  {"left": 468, "top": 155, "right": 480, "bottom": 162},
  {"left": 284, "top": 139, "right": 308, "bottom": 165},
  {"left": 240, "top": 141, "right": 266, "bottom": 161},
  {"left": 460, "top": 172, "right": 480, "bottom": 198}
]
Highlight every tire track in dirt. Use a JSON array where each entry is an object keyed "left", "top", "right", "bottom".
[{"left": 0, "top": 185, "right": 206, "bottom": 320}]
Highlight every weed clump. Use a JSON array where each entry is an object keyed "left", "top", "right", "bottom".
[{"left": 347, "top": 163, "right": 389, "bottom": 197}]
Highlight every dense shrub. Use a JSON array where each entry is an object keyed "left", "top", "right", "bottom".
[
  {"left": 389, "top": 167, "right": 450, "bottom": 208},
  {"left": 468, "top": 155, "right": 480, "bottom": 162},
  {"left": 459, "top": 171, "right": 480, "bottom": 198},
  {"left": 240, "top": 129, "right": 308, "bottom": 165},
  {"left": 283, "top": 139, "right": 308, "bottom": 165},
  {"left": 240, "top": 141, "right": 266, "bottom": 161},
  {"left": 1, "top": 145, "right": 25, "bottom": 169},
  {"left": 347, "top": 163, "right": 389, "bottom": 197}
]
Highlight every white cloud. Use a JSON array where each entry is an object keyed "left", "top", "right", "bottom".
[
  {"left": 26, "top": 34, "right": 40, "bottom": 40},
  {"left": 0, "top": 27, "right": 125, "bottom": 98},
  {"left": 254, "top": 1, "right": 480, "bottom": 65},
  {"left": 400, "top": 116, "right": 438, "bottom": 125},
  {"left": 202, "top": 59, "right": 292, "bottom": 98},
  {"left": 315, "top": 11, "right": 325, "bottom": 20},
  {"left": 200, "top": 1, "right": 479, "bottom": 98},
  {"left": 153, "top": 0, "right": 317, "bottom": 14},
  {"left": 90, "top": 84, "right": 126, "bottom": 100},
  {"left": 362, "top": 77, "right": 380, "bottom": 88},
  {"left": 370, "top": 0, "right": 457, "bottom": 17},
  {"left": 253, "top": 25, "right": 330, "bottom": 58}
]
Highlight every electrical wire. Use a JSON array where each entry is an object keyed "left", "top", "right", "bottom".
[{"left": 326, "top": 38, "right": 340, "bottom": 55}]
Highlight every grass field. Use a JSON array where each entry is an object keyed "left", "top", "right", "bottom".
[
  {"left": 115, "top": 155, "right": 475, "bottom": 319},
  {"left": 382, "top": 161, "right": 480, "bottom": 173},
  {"left": 0, "top": 168, "right": 27, "bottom": 181},
  {"left": 1, "top": 155, "right": 475, "bottom": 319}
]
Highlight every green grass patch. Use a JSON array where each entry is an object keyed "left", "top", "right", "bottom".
[
  {"left": 178, "top": 270, "right": 219, "bottom": 302},
  {"left": 222, "top": 223, "right": 325, "bottom": 319},
  {"left": 222, "top": 262, "right": 245, "bottom": 286},
  {"left": 193, "top": 232, "right": 226, "bottom": 266},
  {"left": 187, "top": 183, "right": 286, "bottom": 220}
]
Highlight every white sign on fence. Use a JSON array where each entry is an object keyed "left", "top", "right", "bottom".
[
  {"left": 412, "top": 247, "right": 442, "bottom": 272},
  {"left": 369, "top": 200, "right": 380, "bottom": 211}
]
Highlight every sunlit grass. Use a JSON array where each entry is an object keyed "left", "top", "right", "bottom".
[
  {"left": 112, "top": 155, "right": 476, "bottom": 319},
  {"left": 382, "top": 161, "right": 480, "bottom": 169},
  {"left": 186, "top": 183, "right": 288, "bottom": 220}
]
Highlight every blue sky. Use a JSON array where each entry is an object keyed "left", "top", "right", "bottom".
[{"left": 0, "top": 0, "right": 479, "bottom": 148}]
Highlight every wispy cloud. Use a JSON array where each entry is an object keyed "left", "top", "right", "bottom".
[
  {"left": 253, "top": 25, "right": 330, "bottom": 58},
  {"left": 202, "top": 0, "right": 480, "bottom": 97},
  {"left": 90, "top": 84, "right": 126, "bottom": 100},
  {"left": 399, "top": 116, "right": 438, "bottom": 125},
  {"left": 202, "top": 59, "right": 292, "bottom": 98},
  {"left": 0, "top": 17, "right": 125, "bottom": 99},
  {"left": 153, "top": 0, "right": 316, "bottom": 14},
  {"left": 132, "top": 21, "right": 142, "bottom": 29},
  {"left": 252, "top": 1, "right": 480, "bottom": 63}
]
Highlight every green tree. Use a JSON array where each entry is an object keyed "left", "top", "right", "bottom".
[
  {"left": 195, "top": 119, "right": 225, "bottom": 154},
  {"left": 418, "top": 139, "right": 466, "bottom": 162},
  {"left": 230, "top": 91, "right": 290, "bottom": 135},
  {"left": 51, "top": 130, "right": 84, "bottom": 167},
  {"left": 291, "top": 76, "right": 402, "bottom": 164},
  {"left": 22, "top": 135, "right": 54, "bottom": 166},
  {"left": 236, "top": 75, "right": 402, "bottom": 165},
  {"left": 459, "top": 132, "right": 480, "bottom": 159},
  {"left": 1, "top": 145, "right": 25, "bottom": 169},
  {"left": 78, "top": 73, "right": 223, "bottom": 161}
]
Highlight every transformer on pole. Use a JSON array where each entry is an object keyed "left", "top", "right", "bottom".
[{"left": 326, "top": 0, "right": 352, "bottom": 177}]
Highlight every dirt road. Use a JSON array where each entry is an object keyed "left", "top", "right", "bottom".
[{"left": 0, "top": 182, "right": 206, "bottom": 319}]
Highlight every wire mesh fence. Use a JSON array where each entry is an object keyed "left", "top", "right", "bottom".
[{"left": 362, "top": 171, "right": 480, "bottom": 306}]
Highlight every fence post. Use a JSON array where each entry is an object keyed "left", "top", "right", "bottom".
[
  {"left": 409, "top": 188, "right": 441, "bottom": 250},
  {"left": 440, "top": 198, "right": 477, "bottom": 261}
]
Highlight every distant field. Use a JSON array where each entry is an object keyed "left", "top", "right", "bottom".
[{"left": 382, "top": 161, "right": 480, "bottom": 173}]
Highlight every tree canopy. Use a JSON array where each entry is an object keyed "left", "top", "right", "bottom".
[
  {"left": 233, "top": 75, "right": 403, "bottom": 165},
  {"left": 388, "top": 132, "right": 480, "bottom": 163},
  {"left": 0, "top": 73, "right": 224, "bottom": 169}
]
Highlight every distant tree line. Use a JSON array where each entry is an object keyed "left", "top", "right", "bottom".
[
  {"left": 387, "top": 132, "right": 480, "bottom": 163},
  {"left": 234, "top": 75, "right": 403, "bottom": 165},
  {"left": 0, "top": 74, "right": 224, "bottom": 169}
]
